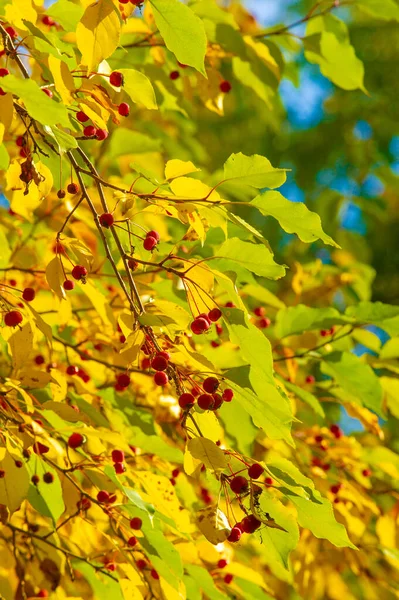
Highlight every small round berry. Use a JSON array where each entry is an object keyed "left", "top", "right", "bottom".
[
  {"left": 248, "top": 463, "right": 264, "bottom": 479},
  {"left": 220, "top": 80, "right": 232, "bottom": 93},
  {"left": 151, "top": 354, "right": 169, "bottom": 371},
  {"left": 105, "top": 562, "right": 116, "bottom": 571},
  {"left": 306, "top": 375, "right": 315, "bottom": 384},
  {"left": 128, "top": 535, "right": 137, "bottom": 547},
  {"left": 222, "top": 388, "right": 234, "bottom": 402},
  {"left": 128, "top": 259, "right": 139, "bottom": 271},
  {"left": 224, "top": 574, "right": 233, "bottom": 584},
  {"left": 35, "top": 355, "right": 45, "bottom": 365},
  {"left": 225, "top": 301, "right": 235, "bottom": 308},
  {"left": 66, "top": 365, "right": 79, "bottom": 376},
  {"left": 227, "top": 526, "right": 241, "bottom": 542},
  {"left": 178, "top": 393, "right": 195, "bottom": 409},
  {"left": 0, "top": 470, "right": 5, "bottom": 478},
  {"left": 254, "top": 306, "right": 265, "bottom": 317},
  {"left": 116, "top": 373, "right": 130, "bottom": 388},
  {"left": 230, "top": 475, "right": 248, "bottom": 495},
  {"left": 76, "top": 111, "right": 89, "bottom": 123},
  {"left": 170, "top": 70, "right": 180, "bottom": 80},
  {"left": 67, "top": 182, "right": 79, "bottom": 195},
  {"left": 37, "top": 590, "right": 48, "bottom": 598},
  {"left": 114, "top": 462, "right": 126, "bottom": 474},
  {"left": 190, "top": 317, "right": 210, "bottom": 335},
  {"left": 22, "top": 287, "right": 35, "bottom": 302},
  {"left": 16, "top": 136, "right": 25, "bottom": 147},
  {"left": 330, "top": 483, "right": 342, "bottom": 495},
  {"left": 42, "top": 15, "right": 55, "bottom": 26},
  {"left": 265, "top": 477, "right": 273, "bottom": 486},
  {"left": 5, "top": 27, "right": 18, "bottom": 39},
  {"left": 83, "top": 125, "right": 96, "bottom": 137},
  {"left": 15, "top": 461, "right": 23, "bottom": 468},
  {"left": 118, "top": 102, "right": 130, "bottom": 117},
  {"left": 71, "top": 265, "right": 87, "bottom": 280},
  {"left": 31, "top": 474, "right": 40, "bottom": 485},
  {"left": 0, "top": 68, "right": 10, "bottom": 78},
  {"left": 130, "top": 517, "right": 142, "bottom": 530},
  {"left": 32, "top": 442, "right": 49, "bottom": 456},
  {"left": 203, "top": 377, "right": 219, "bottom": 394},
  {"left": 218, "top": 559, "right": 228, "bottom": 569},
  {"left": 4, "top": 310, "right": 23, "bottom": 327},
  {"left": 77, "top": 497, "right": 91, "bottom": 511},
  {"left": 0, "top": 88, "right": 6, "bottom": 96},
  {"left": 43, "top": 472, "right": 54, "bottom": 484},
  {"left": 362, "top": 468, "right": 372, "bottom": 477},
  {"left": 68, "top": 432, "right": 85, "bottom": 449},
  {"left": 136, "top": 559, "right": 147, "bottom": 570},
  {"left": 172, "top": 468, "right": 179, "bottom": 478},
  {"left": 143, "top": 236, "right": 158, "bottom": 251},
  {"left": 208, "top": 308, "right": 222, "bottom": 322},
  {"left": 258, "top": 317, "right": 271, "bottom": 328},
  {"left": 330, "top": 424, "right": 343, "bottom": 439},
  {"left": 240, "top": 514, "right": 261, "bottom": 533},
  {"left": 147, "top": 230, "right": 160, "bottom": 241},
  {"left": 320, "top": 329, "right": 328, "bottom": 337},
  {"left": 151, "top": 569, "right": 159, "bottom": 580},
  {"left": 95, "top": 128, "right": 108, "bottom": 141},
  {"left": 57, "top": 189, "right": 66, "bottom": 199},
  {"left": 212, "top": 393, "right": 223, "bottom": 410},
  {"left": 109, "top": 71, "right": 124, "bottom": 87},
  {"left": 42, "top": 88, "right": 53, "bottom": 98},
  {"left": 63, "top": 279, "right": 74, "bottom": 291},
  {"left": 197, "top": 393, "right": 214, "bottom": 410},
  {"left": 154, "top": 371, "right": 168, "bottom": 386},
  {"left": 97, "top": 490, "right": 110, "bottom": 503},
  {"left": 99, "top": 212, "right": 114, "bottom": 228},
  {"left": 112, "top": 449, "right": 125, "bottom": 463}
]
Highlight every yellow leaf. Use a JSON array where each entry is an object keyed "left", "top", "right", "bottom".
[
  {"left": 120, "top": 578, "right": 144, "bottom": 600},
  {"left": 48, "top": 56, "right": 75, "bottom": 105},
  {"left": 18, "top": 369, "right": 52, "bottom": 390},
  {"left": 26, "top": 304, "right": 53, "bottom": 343},
  {"left": 76, "top": 0, "right": 121, "bottom": 73},
  {"left": 0, "top": 94, "right": 13, "bottom": 144},
  {"left": 196, "top": 506, "right": 231, "bottom": 545},
  {"left": 165, "top": 159, "right": 200, "bottom": 181},
  {"left": 2, "top": 322, "right": 34, "bottom": 372},
  {"left": 244, "top": 36, "right": 280, "bottom": 79},
  {"left": 79, "top": 280, "right": 114, "bottom": 327},
  {"left": 187, "top": 209, "right": 206, "bottom": 244},
  {"left": 376, "top": 514, "right": 396, "bottom": 548},
  {"left": 120, "top": 329, "right": 145, "bottom": 365},
  {"left": 46, "top": 257, "right": 67, "bottom": 300},
  {"left": 186, "top": 438, "right": 227, "bottom": 472},
  {"left": 49, "top": 369, "right": 67, "bottom": 402},
  {"left": 179, "top": 263, "right": 214, "bottom": 316},
  {"left": 0, "top": 451, "right": 30, "bottom": 513},
  {"left": 77, "top": 100, "right": 108, "bottom": 128},
  {"left": 170, "top": 177, "right": 221, "bottom": 202},
  {"left": 5, "top": 381, "right": 34, "bottom": 412},
  {"left": 4, "top": 0, "right": 37, "bottom": 29}
]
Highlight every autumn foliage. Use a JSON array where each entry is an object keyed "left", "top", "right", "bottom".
[{"left": 0, "top": 0, "right": 398, "bottom": 599}]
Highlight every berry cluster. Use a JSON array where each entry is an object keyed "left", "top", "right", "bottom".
[
  {"left": 190, "top": 307, "right": 222, "bottom": 335},
  {"left": 143, "top": 230, "right": 160, "bottom": 251},
  {"left": 178, "top": 377, "right": 233, "bottom": 410}
]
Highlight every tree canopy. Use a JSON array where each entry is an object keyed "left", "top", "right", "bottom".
[{"left": 0, "top": 0, "right": 398, "bottom": 599}]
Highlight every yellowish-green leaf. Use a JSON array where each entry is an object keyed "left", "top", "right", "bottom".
[
  {"left": 4, "top": 0, "right": 37, "bottom": 29},
  {"left": 223, "top": 152, "right": 287, "bottom": 190},
  {"left": 214, "top": 238, "right": 286, "bottom": 279},
  {"left": 48, "top": 55, "right": 75, "bottom": 105},
  {"left": 3, "top": 322, "right": 34, "bottom": 372},
  {"left": 76, "top": 0, "right": 121, "bottom": 73},
  {"left": 0, "top": 450, "right": 30, "bottom": 513},
  {"left": 186, "top": 437, "right": 227, "bottom": 472},
  {"left": 46, "top": 257, "right": 66, "bottom": 300},
  {"left": 165, "top": 159, "right": 200, "bottom": 181},
  {"left": 119, "top": 69, "right": 157, "bottom": 110},
  {"left": 196, "top": 506, "right": 231, "bottom": 545}
]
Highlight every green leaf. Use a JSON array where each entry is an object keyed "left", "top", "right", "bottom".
[
  {"left": 27, "top": 460, "right": 65, "bottom": 524},
  {"left": 44, "top": 125, "right": 78, "bottom": 154},
  {"left": 282, "top": 379, "right": 325, "bottom": 417},
  {"left": 357, "top": 0, "right": 399, "bottom": 21},
  {"left": 150, "top": 0, "right": 207, "bottom": 75},
  {"left": 141, "top": 523, "right": 183, "bottom": 587},
  {"left": 0, "top": 76, "right": 70, "bottom": 127},
  {"left": 322, "top": 351, "right": 384, "bottom": 416},
  {"left": 108, "top": 128, "right": 162, "bottom": 158},
  {"left": 214, "top": 238, "right": 286, "bottom": 279},
  {"left": 258, "top": 495, "right": 299, "bottom": 573},
  {"left": 185, "top": 565, "right": 228, "bottom": 600},
  {"left": 119, "top": 69, "right": 157, "bottom": 110},
  {"left": 74, "top": 561, "right": 124, "bottom": 600},
  {"left": 223, "top": 152, "right": 287, "bottom": 190},
  {"left": 380, "top": 338, "right": 399, "bottom": 359},
  {"left": 288, "top": 495, "right": 356, "bottom": 549},
  {"left": 0, "top": 226, "right": 11, "bottom": 268},
  {"left": 345, "top": 302, "right": 399, "bottom": 337},
  {"left": 251, "top": 191, "right": 338, "bottom": 247},
  {"left": 0, "top": 143, "right": 9, "bottom": 170},
  {"left": 275, "top": 304, "right": 353, "bottom": 338},
  {"left": 47, "top": 0, "right": 85, "bottom": 31},
  {"left": 232, "top": 57, "right": 274, "bottom": 106}
]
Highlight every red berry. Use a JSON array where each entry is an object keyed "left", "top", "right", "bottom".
[
  {"left": 63, "top": 279, "right": 74, "bottom": 291},
  {"left": 5, "top": 27, "right": 18, "bottom": 39},
  {"left": 147, "top": 230, "right": 160, "bottom": 241},
  {"left": 212, "top": 393, "right": 223, "bottom": 410},
  {"left": 66, "top": 365, "right": 79, "bottom": 375},
  {"left": 258, "top": 317, "right": 271, "bottom": 328},
  {"left": 4, "top": 310, "right": 23, "bottom": 327},
  {"left": 31, "top": 474, "right": 40, "bottom": 485},
  {"left": 154, "top": 371, "right": 168, "bottom": 386},
  {"left": 35, "top": 355, "right": 45, "bottom": 365},
  {"left": 37, "top": 590, "right": 48, "bottom": 598},
  {"left": 116, "top": 373, "right": 130, "bottom": 388},
  {"left": 99, "top": 212, "right": 114, "bottom": 228},
  {"left": 130, "top": 517, "right": 142, "bottom": 530},
  {"left": 128, "top": 259, "right": 139, "bottom": 270},
  {"left": 97, "top": 490, "right": 110, "bottom": 503},
  {"left": 320, "top": 329, "right": 328, "bottom": 337},
  {"left": 33, "top": 442, "right": 49, "bottom": 455},
  {"left": 19, "top": 147, "right": 30, "bottom": 158},
  {"left": 71, "top": 265, "right": 87, "bottom": 280},
  {"left": 0, "top": 68, "right": 10, "bottom": 77},
  {"left": 330, "top": 483, "right": 342, "bottom": 495},
  {"left": 230, "top": 476, "right": 248, "bottom": 495},
  {"left": 178, "top": 393, "right": 195, "bottom": 409},
  {"left": 222, "top": 388, "right": 234, "bottom": 402},
  {"left": 218, "top": 559, "right": 228, "bottom": 569},
  {"left": 203, "top": 376, "right": 219, "bottom": 394},
  {"left": 67, "top": 182, "right": 79, "bottom": 194},
  {"left": 42, "top": 15, "right": 55, "bottom": 26},
  {"left": 96, "top": 128, "right": 108, "bottom": 141},
  {"left": 43, "top": 472, "right": 54, "bottom": 484},
  {"left": 190, "top": 317, "right": 210, "bottom": 335},
  {"left": 68, "top": 432, "right": 85, "bottom": 449},
  {"left": 362, "top": 468, "right": 372, "bottom": 477},
  {"left": 248, "top": 463, "right": 264, "bottom": 479},
  {"left": 314, "top": 434, "right": 323, "bottom": 443},
  {"left": 151, "top": 354, "right": 169, "bottom": 371},
  {"left": 306, "top": 375, "right": 315, "bottom": 384},
  {"left": 143, "top": 236, "right": 158, "bottom": 251},
  {"left": 0, "top": 89, "right": 6, "bottom": 96},
  {"left": 172, "top": 468, "right": 179, "bottom": 478},
  {"left": 114, "top": 462, "right": 126, "bottom": 474},
  {"left": 254, "top": 306, "right": 265, "bottom": 317},
  {"left": 227, "top": 526, "right": 241, "bottom": 542},
  {"left": 0, "top": 470, "right": 5, "bottom": 478},
  {"left": 16, "top": 136, "right": 24, "bottom": 147},
  {"left": 76, "top": 111, "right": 89, "bottom": 122},
  {"left": 169, "top": 71, "right": 180, "bottom": 80},
  {"left": 77, "top": 497, "right": 91, "bottom": 511},
  {"left": 208, "top": 308, "right": 222, "bottom": 322},
  {"left": 330, "top": 424, "right": 343, "bottom": 439},
  {"left": 84, "top": 125, "right": 96, "bottom": 137},
  {"left": 112, "top": 449, "right": 125, "bottom": 463},
  {"left": 42, "top": 88, "right": 53, "bottom": 98},
  {"left": 105, "top": 562, "right": 116, "bottom": 571},
  {"left": 220, "top": 80, "right": 232, "bottom": 93},
  {"left": 118, "top": 102, "right": 130, "bottom": 117},
  {"left": 57, "top": 190, "right": 66, "bottom": 200},
  {"left": 110, "top": 71, "right": 124, "bottom": 87},
  {"left": 265, "top": 477, "right": 273, "bottom": 486},
  {"left": 127, "top": 536, "right": 137, "bottom": 547},
  {"left": 150, "top": 569, "right": 159, "bottom": 580},
  {"left": 240, "top": 514, "right": 261, "bottom": 533},
  {"left": 224, "top": 574, "right": 233, "bottom": 584},
  {"left": 197, "top": 393, "right": 214, "bottom": 410},
  {"left": 136, "top": 559, "right": 147, "bottom": 570}
]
